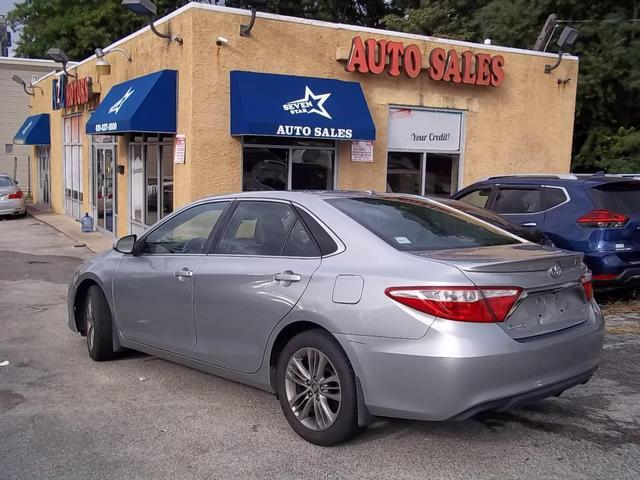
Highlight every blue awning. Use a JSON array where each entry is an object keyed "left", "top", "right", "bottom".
[
  {"left": 231, "top": 71, "right": 376, "bottom": 141},
  {"left": 14, "top": 114, "right": 50, "bottom": 145},
  {"left": 86, "top": 70, "right": 177, "bottom": 135}
]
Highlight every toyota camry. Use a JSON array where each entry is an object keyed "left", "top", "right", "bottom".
[{"left": 68, "top": 191, "right": 604, "bottom": 445}]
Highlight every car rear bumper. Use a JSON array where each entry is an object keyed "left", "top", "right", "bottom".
[
  {"left": 0, "top": 198, "right": 26, "bottom": 215},
  {"left": 336, "top": 304, "right": 604, "bottom": 421},
  {"left": 586, "top": 252, "right": 640, "bottom": 289}
]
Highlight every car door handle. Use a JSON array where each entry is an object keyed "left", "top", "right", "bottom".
[
  {"left": 521, "top": 222, "right": 537, "bottom": 227},
  {"left": 274, "top": 271, "right": 302, "bottom": 283},
  {"left": 174, "top": 268, "right": 194, "bottom": 280}
]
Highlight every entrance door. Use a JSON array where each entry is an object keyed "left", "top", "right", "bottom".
[
  {"left": 37, "top": 147, "right": 50, "bottom": 206},
  {"left": 92, "top": 145, "right": 116, "bottom": 235}
]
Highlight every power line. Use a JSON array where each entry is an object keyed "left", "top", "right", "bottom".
[{"left": 556, "top": 18, "right": 640, "bottom": 24}]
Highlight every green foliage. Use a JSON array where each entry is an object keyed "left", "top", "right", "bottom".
[{"left": 7, "top": 0, "right": 188, "bottom": 60}]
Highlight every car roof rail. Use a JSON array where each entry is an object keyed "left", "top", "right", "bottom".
[{"left": 479, "top": 174, "right": 579, "bottom": 181}]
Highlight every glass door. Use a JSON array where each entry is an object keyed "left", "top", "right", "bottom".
[
  {"left": 92, "top": 145, "right": 117, "bottom": 235},
  {"left": 37, "top": 147, "right": 50, "bottom": 206}
]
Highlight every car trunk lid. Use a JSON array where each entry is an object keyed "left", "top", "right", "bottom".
[{"left": 412, "top": 244, "right": 590, "bottom": 339}]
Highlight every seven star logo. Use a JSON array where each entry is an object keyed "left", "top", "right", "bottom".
[
  {"left": 109, "top": 87, "right": 135, "bottom": 114},
  {"left": 283, "top": 86, "right": 332, "bottom": 119}
]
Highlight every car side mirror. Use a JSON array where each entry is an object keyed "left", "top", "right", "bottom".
[{"left": 114, "top": 234, "right": 137, "bottom": 254}]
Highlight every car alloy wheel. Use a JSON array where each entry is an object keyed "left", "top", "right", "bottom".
[
  {"left": 86, "top": 295, "right": 95, "bottom": 351},
  {"left": 284, "top": 347, "right": 341, "bottom": 431}
]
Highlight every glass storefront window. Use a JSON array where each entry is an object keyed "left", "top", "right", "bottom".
[
  {"left": 63, "top": 115, "right": 84, "bottom": 219},
  {"left": 386, "top": 152, "right": 422, "bottom": 195},
  {"left": 386, "top": 152, "right": 459, "bottom": 197},
  {"left": 242, "top": 137, "right": 336, "bottom": 191}
]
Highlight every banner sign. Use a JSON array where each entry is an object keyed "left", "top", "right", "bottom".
[
  {"left": 230, "top": 71, "right": 376, "bottom": 141},
  {"left": 52, "top": 74, "right": 94, "bottom": 110},
  {"left": 387, "top": 108, "right": 462, "bottom": 151},
  {"left": 346, "top": 36, "right": 505, "bottom": 87}
]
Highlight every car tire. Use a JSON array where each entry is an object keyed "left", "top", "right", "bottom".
[
  {"left": 276, "top": 329, "right": 359, "bottom": 446},
  {"left": 83, "top": 285, "right": 114, "bottom": 361}
]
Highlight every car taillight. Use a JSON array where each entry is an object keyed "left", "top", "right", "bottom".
[
  {"left": 577, "top": 209, "right": 628, "bottom": 228},
  {"left": 8, "top": 190, "right": 23, "bottom": 199},
  {"left": 592, "top": 273, "right": 619, "bottom": 282},
  {"left": 580, "top": 272, "right": 594, "bottom": 302},
  {"left": 384, "top": 286, "right": 522, "bottom": 323}
]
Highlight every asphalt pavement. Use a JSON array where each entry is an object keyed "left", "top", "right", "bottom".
[{"left": 1, "top": 215, "right": 639, "bottom": 480}]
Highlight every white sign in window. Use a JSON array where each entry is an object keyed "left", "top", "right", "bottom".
[
  {"left": 351, "top": 140, "right": 374, "bottom": 162},
  {"left": 387, "top": 108, "right": 462, "bottom": 151}
]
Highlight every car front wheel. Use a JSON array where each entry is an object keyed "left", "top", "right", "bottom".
[
  {"left": 276, "top": 329, "right": 359, "bottom": 446},
  {"left": 83, "top": 285, "right": 114, "bottom": 361}
]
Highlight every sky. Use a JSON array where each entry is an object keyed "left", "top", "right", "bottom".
[{"left": 0, "top": 0, "right": 21, "bottom": 56}]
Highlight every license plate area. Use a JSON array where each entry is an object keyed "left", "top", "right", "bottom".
[{"left": 501, "top": 284, "right": 588, "bottom": 339}]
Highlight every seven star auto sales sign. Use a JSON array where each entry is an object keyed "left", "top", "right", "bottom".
[{"left": 345, "top": 36, "right": 505, "bottom": 87}]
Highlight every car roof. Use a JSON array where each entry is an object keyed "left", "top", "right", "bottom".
[
  {"left": 198, "top": 190, "right": 407, "bottom": 202},
  {"left": 472, "top": 174, "right": 640, "bottom": 188}
]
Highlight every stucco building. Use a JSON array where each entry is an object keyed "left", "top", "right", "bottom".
[
  {"left": 1, "top": 57, "right": 57, "bottom": 191},
  {"left": 16, "top": 3, "right": 578, "bottom": 238}
]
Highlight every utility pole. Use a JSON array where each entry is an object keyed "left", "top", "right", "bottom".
[{"left": 0, "top": 15, "right": 11, "bottom": 57}]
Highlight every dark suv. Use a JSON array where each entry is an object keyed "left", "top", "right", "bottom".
[{"left": 452, "top": 174, "right": 640, "bottom": 289}]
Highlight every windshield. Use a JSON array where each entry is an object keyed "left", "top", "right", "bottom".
[
  {"left": 328, "top": 197, "right": 520, "bottom": 251},
  {"left": 0, "top": 176, "right": 15, "bottom": 188},
  {"left": 588, "top": 182, "right": 640, "bottom": 215}
]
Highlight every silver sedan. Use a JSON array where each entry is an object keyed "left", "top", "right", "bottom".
[
  {"left": 68, "top": 191, "right": 604, "bottom": 445},
  {"left": 0, "top": 174, "right": 26, "bottom": 217}
]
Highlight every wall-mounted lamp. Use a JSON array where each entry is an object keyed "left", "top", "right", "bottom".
[
  {"left": 240, "top": 0, "right": 268, "bottom": 37},
  {"left": 11, "top": 74, "right": 43, "bottom": 96},
  {"left": 122, "top": 0, "right": 183, "bottom": 44},
  {"left": 95, "top": 47, "right": 132, "bottom": 76},
  {"left": 544, "top": 26, "right": 579, "bottom": 74},
  {"left": 46, "top": 47, "right": 77, "bottom": 78}
]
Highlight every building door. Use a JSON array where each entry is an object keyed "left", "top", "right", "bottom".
[
  {"left": 37, "top": 147, "right": 50, "bottom": 206},
  {"left": 92, "top": 144, "right": 117, "bottom": 235}
]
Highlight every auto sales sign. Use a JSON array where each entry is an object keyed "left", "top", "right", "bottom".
[{"left": 345, "top": 36, "right": 505, "bottom": 87}]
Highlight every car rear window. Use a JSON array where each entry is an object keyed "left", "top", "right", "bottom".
[
  {"left": 588, "top": 182, "right": 640, "bottom": 215},
  {"left": 0, "top": 177, "right": 14, "bottom": 187},
  {"left": 327, "top": 197, "right": 520, "bottom": 251}
]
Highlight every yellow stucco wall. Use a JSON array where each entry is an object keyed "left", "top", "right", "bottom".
[{"left": 29, "top": 4, "right": 578, "bottom": 237}]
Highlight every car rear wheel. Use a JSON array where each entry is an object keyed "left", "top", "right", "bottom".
[
  {"left": 276, "top": 329, "right": 359, "bottom": 446},
  {"left": 84, "top": 285, "right": 114, "bottom": 361}
]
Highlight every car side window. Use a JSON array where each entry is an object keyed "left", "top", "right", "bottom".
[
  {"left": 493, "top": 188, "right": 542, "bottom": 214},
  {"left": 217, "top": 201, "right": 297, "bottom": 256},
  {"left": 142, "top": 202, "right": 230, "bottom": 254},
  {"left": 458, "top": 188, "right": 492, "bottom": 208},
  {"left": 282, "top": 219, "right": 319, "bottom": 257},
  {"left": 543, "top": 187, "right": 568, "bottom": 210}
]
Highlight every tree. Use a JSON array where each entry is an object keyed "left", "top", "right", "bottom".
[
  {"left": 226, "top": 0, "right": 390, "bottom": 27},
  {"left": 7, "top": 0, "right": 188, "bottom": 60}
]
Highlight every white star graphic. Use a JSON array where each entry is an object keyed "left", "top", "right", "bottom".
[
  {"left": 292, "top": 86, "right": 332, "bottom": 119},
  {"left": 109, "top": 87, "right": 135, "bottom": 114}
]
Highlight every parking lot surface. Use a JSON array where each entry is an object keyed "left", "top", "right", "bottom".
[{"left": 1, "top": 216, "right": 639, "bottom": 480}]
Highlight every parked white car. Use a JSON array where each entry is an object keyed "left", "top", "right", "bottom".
[{"left": 0, "top": 173, "right": 26, "bottom": 217}]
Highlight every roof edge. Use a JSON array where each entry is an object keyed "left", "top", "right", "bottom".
[{"left": 34, "top": 2, "right": 578, "bottom": 87}]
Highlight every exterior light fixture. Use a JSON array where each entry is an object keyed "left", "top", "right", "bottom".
[
  {"left": 122, "top": 0, "right": 183, "bottom": 44},
  {"left": 11, "top": 74, "right": 42, "bottom": 96},
  {"left": 94, "top": 47, "right": 132, "bottom": 76},
  {"left": 544, "top": 26, "right": 579, "bottom": 74},
  {"left": 240, "top": 0, "right": 268, "bottom": 37},
  {"left": 46, "top": 47, "right": 77, "bottom": 78}
]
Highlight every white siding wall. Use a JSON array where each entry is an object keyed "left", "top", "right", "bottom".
[{"left": 0, "top": 62, "right": 54, "bottom": 193}]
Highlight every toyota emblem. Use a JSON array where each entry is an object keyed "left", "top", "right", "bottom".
[{"left": 549, "top": 263, "right": 562, "bottom": 278}]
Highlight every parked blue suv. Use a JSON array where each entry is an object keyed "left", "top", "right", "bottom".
[{"left": 452, "top": 175, "right": 640, "bottom": 290}]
